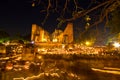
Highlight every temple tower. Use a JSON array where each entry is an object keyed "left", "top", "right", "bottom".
[{"left": 63, "top": 23, "right": 74, "bottom": 44}]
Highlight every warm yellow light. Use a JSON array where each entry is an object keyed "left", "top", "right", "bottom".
[
  {"left": 37, "top": 56, "right": 42, "bottom": 59},
  {"left": 62, "top": 44, "right": 65, "bottom": 48},
  {"left": 53, "top": 38, "right": 58, "bottom": 42},
  {"left": 43, "top": 38, "right": 47, "bottom": 42},
  {"left": 85, "top": 41, "right": 91, "bottom": 46},
  {"left": 32, "top": 3, "right": 35, "bottom": 7},
  {"left": 37, "top": 48, "right": 40, "bottom": 52},
  {"left": 113, "top": 42, "right": 120, "bottom": 48},
  {"left": 85, "top": 15, "right": 91, "bottom": 21}
]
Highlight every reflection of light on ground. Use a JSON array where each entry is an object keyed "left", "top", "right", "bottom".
[
  {"left": 13, "top": 77, "right": 24, "bottom": 80},
  {"left": 92, "top": 67, "right": 120, "bottom": 75},
  {"left": 103, "top": 67, "right": 120, "bottom": 71}
]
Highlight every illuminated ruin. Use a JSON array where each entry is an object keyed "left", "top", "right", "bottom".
[
  {"left": 31, "top": 23, "right": 74, "bottom": 48},
  {"left": 31, "top": 24, "right": 50, "bottom": 43}
]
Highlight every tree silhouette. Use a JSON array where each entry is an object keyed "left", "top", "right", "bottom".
[
  {"left": 0, "top": 30, "right": 10, "bottom": 42},
  {"left": 31, "top": 0, "right": 120, "bottom": 30},
  {"left": 106, "top": 8, "right": 120, "bottom": 34},
  {"left": 31, "top": 0, "right": 120, "bottom": 44},
  {"left": 0, "top": 30, "right": 10, "bottom": 38}
]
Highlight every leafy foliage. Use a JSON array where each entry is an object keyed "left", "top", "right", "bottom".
[
  {"left": 0, "top": 30, "right": 10, "bottom": 39},
  {"left": 107, "top": 8, "right": 120, "bottom": 34}
]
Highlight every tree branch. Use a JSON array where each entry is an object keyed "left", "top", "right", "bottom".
[
  {"left": 41, "top": 0, "right": 51, "bottom": 25},
  {"left": 61, "top": 0, "right": 68, "bottom": 17},
  {"left": 65, "top": 0, "right": 110, "bottom": 22}
]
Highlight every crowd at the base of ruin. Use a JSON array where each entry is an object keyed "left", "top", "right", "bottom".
[
  {"left": 0, "top": 23, "right": 120, "bottom": 57},
  {"left": 0, "top": 40, "right": 120, "bottom": 74},
  {"left": 0, "top": 40, "right": 119, "bottom": 56}
]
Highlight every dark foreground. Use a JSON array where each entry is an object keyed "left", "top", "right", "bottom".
[{"left": 1, "top": 54, "right": 120, "bottom": 80}]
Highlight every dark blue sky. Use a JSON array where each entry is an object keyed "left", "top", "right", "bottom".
[
  {"left": 0, "top": 0, "right": 39, "bottom": 36},
  {"left": 0, "top": 0, "right": 66, "bottom": 36},
  {"left": 0, "top": 0, "right": 104, "bottom": 36}
]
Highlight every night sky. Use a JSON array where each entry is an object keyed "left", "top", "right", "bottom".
[
  {"left": 0, "top": 0, "right": 103, "bottom": 36},
  {"left": 0, "top": 0, "right": 38, "bottom": 36},
  {"left": 0, "top": 0, "right": 64, "bottom": 36}
]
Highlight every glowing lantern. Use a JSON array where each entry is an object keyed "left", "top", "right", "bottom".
[{"left": 32, "top": 2, "right": 35, "bottom": 7}]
